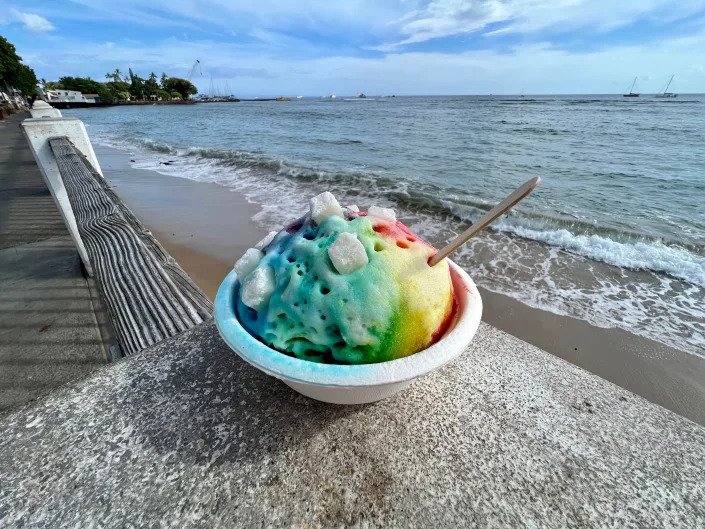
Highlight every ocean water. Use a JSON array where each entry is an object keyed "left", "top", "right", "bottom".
[{"left": 65, "top": 95, "right": 705, "bottom": 355}]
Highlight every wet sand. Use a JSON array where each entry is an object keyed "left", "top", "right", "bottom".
[{"left": 96, "top": 144, "right": 705, "bottom": 425}]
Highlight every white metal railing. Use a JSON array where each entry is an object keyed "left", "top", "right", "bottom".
[
  {"left": 20, "top": 104, "right": 213, "bottom": 356},
  {"left": 21, "top": 113, "right": 103, "bottom": 276}
]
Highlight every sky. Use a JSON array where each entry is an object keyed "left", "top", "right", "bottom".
[{"left": 1, "top": 1, "right": 704, "bottom": 96}]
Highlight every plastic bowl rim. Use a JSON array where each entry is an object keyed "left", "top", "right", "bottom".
[{"left": 214, "top": 260, "right": 483, "bottom": 387}]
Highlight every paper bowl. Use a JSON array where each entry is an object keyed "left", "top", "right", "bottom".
[{"left": 214, "top": 260, "right": 482, "bottom": 404}]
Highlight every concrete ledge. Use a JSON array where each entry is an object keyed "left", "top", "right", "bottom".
[
  {"left": 29, "top": 101, "right": 62, "bottom": 119},
  {"left": 1, "top": 321, "right": 703, "bottom": 527},
  {"left": 29, "top": 108, "right": 62, "bottom": 119}
]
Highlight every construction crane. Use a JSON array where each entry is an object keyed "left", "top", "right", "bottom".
[{"left": 187, "top": 59, "right": 202, "bottom": 82}]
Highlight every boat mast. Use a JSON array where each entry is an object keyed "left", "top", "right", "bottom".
[
  {"left": 663, "top": 75, "right": 674, "bottom": 94},
  {"left": 629, "top": 77, "right": 637, "bottom": 94}
]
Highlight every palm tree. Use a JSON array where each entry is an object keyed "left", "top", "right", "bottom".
[{"left": 105, "top": 69, "right": 122, "bottom": 83}]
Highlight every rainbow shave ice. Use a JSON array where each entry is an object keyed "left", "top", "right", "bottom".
[{"left": 233, "top": 192, "right": 454, "bottom": 364}]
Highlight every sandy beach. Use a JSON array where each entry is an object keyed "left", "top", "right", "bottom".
[{"left": 96, "top": 144, "right": 705, "bottom": 425}]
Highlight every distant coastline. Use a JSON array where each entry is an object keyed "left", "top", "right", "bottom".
[{"left": 49, "top": 99, "right": 197, "bottom": 109}]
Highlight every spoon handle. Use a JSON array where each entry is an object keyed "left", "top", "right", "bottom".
[{"left": 428, "top": 176, "right": 541, "bottom": 267}]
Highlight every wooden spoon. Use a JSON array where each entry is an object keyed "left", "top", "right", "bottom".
[{"left": 428, "top": 176, "right": 541, "bottom": 267}]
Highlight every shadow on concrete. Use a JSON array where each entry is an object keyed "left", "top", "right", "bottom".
[
  {"left": 0, "top": 113, "right": 108, "bottom": 416},
  {"left": 116, "top": 322, "right": 372, "bottom": 468},
  {"left": 0, "top": 117, "right": 67, "bottom": 250}
]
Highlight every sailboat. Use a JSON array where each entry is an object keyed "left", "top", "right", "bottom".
[
  {"left": 623, "top": 77, "right": 639, "bottom": 97},
  {"left": 655, "top": 75, "right": 677, "bottom": 98}
]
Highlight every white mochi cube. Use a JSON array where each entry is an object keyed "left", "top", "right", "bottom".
[
  {"left": 233, "top": 248, "right": 263, "bottom": 278},
  {"left": 240, "top": 265, "right": 276, "bottom": 311},
  {"left": 343, "top": 205, "right": 359, "bottom": 220},
  {"left": 368, "top": 206, "right": 396, "bottom": 223},
  {"left": 328, "top": 233, "right": 368, "bottom": 274},
  {"left": 255, "top": 231, "right": 278, "bottom": 250},
  {"left": 310, "top": 192, "right": 343, "bottom": 225}
]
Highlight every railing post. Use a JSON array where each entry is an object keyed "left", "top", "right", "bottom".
[{"left": 21, "top": 117, "right": 102, "bottom": 276}]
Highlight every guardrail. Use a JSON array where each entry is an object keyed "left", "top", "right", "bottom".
[{"left": 21, "top": 110, "right": 213, "bottom": 356}]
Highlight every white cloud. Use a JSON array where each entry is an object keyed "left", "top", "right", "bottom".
[
  {"left": 379, "top": 0, "right": 705, "bottom": 49},
  {"left": 22, "top": 28, "right": 705, "bottom": 95},
  {"left": 10, "top": 8, "right": 54, "bottom": 33},
  {"left": 21, "top": 1, "right": 705, "bottom": 55},
  {"left": 58, "top": 0, "right": 396, "bottom": 35},
  {"left": 11, "top": 1, "right": 705, "bottom": 95}
]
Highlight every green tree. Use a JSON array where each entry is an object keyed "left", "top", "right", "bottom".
[
  {"left": 170, "top": 90, "right": 182, "bottom": 100},
  {"left": 128, "top": 68, "right": 145, "bottom": 100},
  {"left": 56, "top": 76, "right": 114, "bottom": 104},
  {"left": 14, "top": 64, "right": 38, "bottom": 95},
  {"left": 105, "top": 80, "right": 131, "bottom": 98},
  {"left": 164, "top": 77, "right": 197, "bottom": 100},
  {"left": 41, "top": 77, "right": 60, "bottom": 90},
  {"left": 0, "top": 35, "right": 38, "bottom": 95},
  {"left": 144, "top": 72, "right": 159, "bottom": 97},
  {"left": 105, "top": 69, "right": 123, "bottom": 83},
  {"left": 160, "top": 72, "right": 168, "bottom": 89},
  {"left": 155, "top": 88, "right": 171, "bottom": 101}
]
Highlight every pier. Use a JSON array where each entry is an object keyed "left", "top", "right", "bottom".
[{"left": 0, "top": 106, "right": 703, "bottom": 528}]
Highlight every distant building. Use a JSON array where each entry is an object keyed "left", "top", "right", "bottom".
[{"left": 46, "top": 90, "right": 96, "bottom": 104}]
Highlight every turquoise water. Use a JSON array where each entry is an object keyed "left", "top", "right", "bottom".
[{"left": 66, "top": 95, "right": 705, "bottom": 354}]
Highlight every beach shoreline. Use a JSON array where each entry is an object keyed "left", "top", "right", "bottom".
[
  {"left": 95, "top": 143, "right": 705, "bottom": 425},
  {"left": 66, "top": 99, "right": 705, "bottom": 355}
]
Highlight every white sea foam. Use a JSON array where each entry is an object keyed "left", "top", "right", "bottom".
[
  {"left": 493, "top": 221, "right": 705, "bottom": 287},
  {"left": 452, "top": 235, "right": 705, "bottom": 355},
  {"left": 92, "top": 134, "right": 705, "bottom": 355}
]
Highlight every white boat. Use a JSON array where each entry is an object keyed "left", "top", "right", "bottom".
[
  {"left": 344, "top": 92, "right": 375, "bottom": 101},
  {"left": 655, "top": 75, "right": 677, "bottom": 98}
]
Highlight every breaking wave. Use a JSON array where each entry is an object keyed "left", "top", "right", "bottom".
[{"left": 99, "top": 134, "right": 705, "bottom": 289}]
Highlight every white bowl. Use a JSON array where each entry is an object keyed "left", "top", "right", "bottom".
[{"left": 214, "top": 261, "right": 482, "bottom": 404}]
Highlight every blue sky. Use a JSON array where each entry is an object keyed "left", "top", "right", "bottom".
[{"left": 1, "top": 1, "right": 704, "bottom": 95}]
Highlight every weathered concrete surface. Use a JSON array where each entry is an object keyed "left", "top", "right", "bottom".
[
  {"left": 0, "top": 113, "right": 108, "bottom": 414},
  {"left": 0, "top": 237, "right": 108, "bottom": 415},
  {"left": 1, "top": 321, "right": 703, "bottom": 528},
  {"left": 0, "top": 114, "right": 66, "bottom": 249},
  {"left": 28, "top": 101, "right": 62, "bottom": 119}
]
